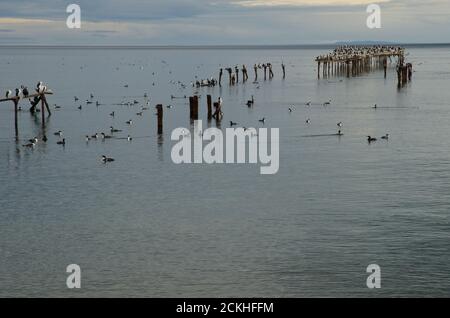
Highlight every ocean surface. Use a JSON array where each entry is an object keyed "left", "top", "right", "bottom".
[{"left": 0, "top": 45, "right": 449, "bottom": 297}]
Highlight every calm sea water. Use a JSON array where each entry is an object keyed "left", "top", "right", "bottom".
[{"left": 0, "top": 46, "right": 449, "bottom": 297}]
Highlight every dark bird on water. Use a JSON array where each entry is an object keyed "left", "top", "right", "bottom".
[
  {"left": 381, "top": 134, "right": 389, "bottom": 140},
  {"left": 367, "top": 136, "right": 377, "bottom": 143},
  {"left": 22, "top": 142, "right": 36, "bottom": 148},
  {"left": 230, "top": 121, "right": 238, "bottom": 126},
  {"left": 101, "top": 155, "right": 115, "bottom": 163},
  {"left": 259, "top": 117, "right": 266, "bottom": 123},
  {"left": 246, "top": 96, "right": 255, "bottom": 107},
  {"left": 57, "top": 139, "right": 66, "bottom": 145}
]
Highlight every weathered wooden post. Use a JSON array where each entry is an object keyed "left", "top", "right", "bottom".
[
  {"left": 189, "top": 97, "right": 193, "bottom": 119},
  {"left": 13, "top": 98, "right": 19, "bottom": 137},
  {"left": 156, "top": 104, "right": 163, "bottom": 134},
  {"left": 193, "top": 96, "right": 199, "bottom": 120},
  {"left": 317, "top": 61, "right": 321, "bottom": 79},
  {"left": 40, "top": 95, "right": 46, "bottom": 127},
  {"left": 346, "top": 60, "right": 350, "bottom": 78},
  {"left": 207, "top": 95, "right": 212, "bottom": 120}
]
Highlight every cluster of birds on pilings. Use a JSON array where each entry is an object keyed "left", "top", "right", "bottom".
[
  {"left": 315, "top": 45, "right": 405, "bottom": 62},
  {"left": 5, "top": 81, "right": 49, "bottom": 112}
]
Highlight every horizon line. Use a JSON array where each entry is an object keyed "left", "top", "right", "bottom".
[{"left": 1, "top": 42, "right": 450, "bottom": 49}]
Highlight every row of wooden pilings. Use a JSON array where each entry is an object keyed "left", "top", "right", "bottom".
[
  {"left": 317, "top": 54, "right": 404, "bottom": 79},
  {"left": 155, "top": 94, "right": 222, "bottom": 134}
]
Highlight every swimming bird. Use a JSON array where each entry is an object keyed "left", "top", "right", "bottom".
[
  {"left": 28, "top": 137, "right": 38, "bottom": 144},
  {"left": 90, "top": 93, "right": 94, "bottom": 99},
  {"left": 126, "top": 120, "right": 133, "bottom": 125},
  {"left": 101, "top": 155, "right": 115, "bottom": 163},
  {"left": 166, "top": 105, "right": 172, "bottom": 109},
  {"left": 86, "top": 100, "right": 93, "bottom": 104},
  {"left": 91, "top": 133, "right": 99, "bottom": 139},
  {"left": 306, "top": 119, "right": 311, "bottom": 124},
  {"left": 22, "top": 142, "right": 36, "bottom": 148},
  {"left": 74, "top": 96, "right": 79, "bottom": 101},
  {"left": 259, "top": 117, "right": 266, "bottom": 124},
  {"left": 5, "top": 90, "right": 12, "bottom": 98},
  {"left": 367, "top": 136, "right": 377, "bottom": 143},
  {"left": 323, "top": 100, "right": 331, "bottom": 106},
  {"left": 42, "top": 135, "right": 48, "bottom": 142},
  {"left": 101, "top": 133, "right": 112, "bottom": 139},
  {"left": 337, "top": 130, "right": 344, "bottom": 136},
  {"left": 306, "top": 101, "right": 311, "bottom": 106},
  {"left": 373, "top": 104, "right": 378, "bottom": 109},
  {"left": 246, "top": 96, "right": 254, "bottom": 107},
  {"left": 110, "top": 127, "right": 122, "bottom": 133},
  {"left": 85, "top": 135, "right": 91, "bottom": 142},
  {"left": 230, "top": 121, "right": 238, "bottom": 126},
  {"left": 96, "top": 101, "right": 100, "bottom": 106},
  {"left": 381, "top": 134, "right": 389, "bottom": 140},
  {"left": 57, "top": 139, "right": 66, "bottom": 145},
  {"left": 288, "top": 108, "right": 293, "bottom": 113},
  {"left": 127, "top": 135, "right": 133, "bottom": 141},
  {"left": 337, "top": 122, "right": 343, "bottom": 128},
  {"left": 136, "top": 112, "right": 143, "bottom": 116},
  {"left": 110, "top": 111, "right": 115, "bottom": 117},
  {"left": 54, "top": 131, "right": 63, "bottom": 137}
]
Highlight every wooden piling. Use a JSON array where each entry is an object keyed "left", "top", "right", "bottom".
[
  {"left": 189, "top": 96, "right": 199, "bottom": 120},
  {"left": 317, "top": 61, "right": 321, "bottom": 79},
  {"left": 207, "top": 95, "right": 212, "bottom": 120},
  {"left": 156, "top": 104, "right": 163, "bottom": 134},
  {"left": 13, "top": 99, "right": 18, "bottom": 137}
]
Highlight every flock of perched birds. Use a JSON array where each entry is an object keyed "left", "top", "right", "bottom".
[{"left": 316, "top": 45, "right": 404, "bottom": 62}]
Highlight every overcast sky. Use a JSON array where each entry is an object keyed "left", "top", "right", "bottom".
[{"left": 0, "top": 0, "right": 449, "bottom": 45}]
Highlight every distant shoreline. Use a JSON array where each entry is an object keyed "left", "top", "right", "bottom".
[{"left": 0, "top": 43, "right": 449, "bottom": 50}]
